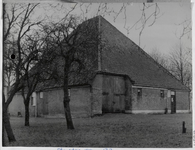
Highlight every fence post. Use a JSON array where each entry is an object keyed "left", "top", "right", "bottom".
[{"left": 182, "top": 121, "right": 186, "bottom": 133}]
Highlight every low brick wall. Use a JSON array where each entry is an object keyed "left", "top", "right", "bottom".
[
  {"left": 132, "top": 87, "right": 168, "bottom": 111},
  {"left": 9, "top": 93, "right": 36, "bottom": 117},
  {"left": 91, "top": 74, "right": 103, "bottom": 115},
  {"left": 10, "top": 86, "right": 92, "bottom": 118},
  {"left": 176, "top": 91, "right": 190, "bottom": 111},
  {"left": 131, "top": 87, "right": 190, "bottom": 114},
  {"left": 39, "top": 86, "right": 91, "bottom": 118}
]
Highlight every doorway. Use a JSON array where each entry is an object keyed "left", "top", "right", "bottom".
[{"left": 171, "top": 91, "right": 176, "bottom": 114}]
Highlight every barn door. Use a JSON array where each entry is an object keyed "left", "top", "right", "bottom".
[
  {"left": 171, "top": 92, "right": 176, "bottom": 114},
  {"left": 102, "top": 76, "right": 125, "bottom": 113},
  {"left": 102, "top": 92, "right": 110, "bottom": 113},
  {"left": 113, "top": 95, "right": 120, "bottom": 112},
  {"left": 113, "top": 94, "right": 125, "bottom": 112},
  {"left": 102, "top": 93, "right": 125, "bottom": 113}
]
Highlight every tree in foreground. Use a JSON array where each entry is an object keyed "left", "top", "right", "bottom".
[
  {"left": 3, "top": 3, "right": 41, "bottom": 142},
  {"left": 20, "top": 32, "right": 57, "bottom": 126},
  {"left": 41, "top": 15, "right": 100, "bottom": 129},
  {"left": 3, "top": 2, "right": 161, "bottom": 141},
  {"left": 40, "top": 3, "right": 160, "bottom": 129}
]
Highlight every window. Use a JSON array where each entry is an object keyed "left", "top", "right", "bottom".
[
  {"left": 31, "top": 97, "right": 34, "bottom": 106},
  {"left": 40, "top": 92, "right": 43, "bottom": 98},
  {"left": 31, "top": 96, "right": 36, "bottom": 106},
  {"left": 137, "top": 88, "right": 142, "bottom": 97},
  {"left": 68, "top": 89, "right": 70, "bottom": 97},
  {"left": 160, "top": 90, "right": 164, "bottom": 98},
  {"left": 167, "top": 90, "right": 171, "bottom": 98},
  {"left": 171, "top": 91, "right": 175, "bottom": 95}
]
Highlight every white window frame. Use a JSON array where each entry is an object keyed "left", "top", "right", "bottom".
[
  {"left": 40, "top": 92, "right": 43, "bottom": 98},
  {"left": 31, "top": 92, "right": 36, "bottom": 106}
]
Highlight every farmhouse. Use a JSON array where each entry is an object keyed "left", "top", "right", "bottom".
[{"left": 9, "top": 16, "right": 190, "bottom": 118}]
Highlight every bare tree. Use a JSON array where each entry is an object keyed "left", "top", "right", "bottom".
[
  {"left": 98, "top": 3, "right": 161, "bottom": 47},
  {"left": 133, "top": 3, "right": 161, "bottom": 47},
  {"left": 150, "top": 14, "right": 192, "bottom": 89},
  {"left": 20, "top": 31, "right": 57, "bottom": 126},
  {"left": 3, "top": 2, "right": 161, "bottom": 141},
  {"left": 4, "top": 40, "right": 16, "bottom": 97},
  {"left": 39, "top": 3, "right": 160, "bottom": 129},
  {"left": 171, "top": 17, "right": 192, "bottom": 89},
  {"left": 149, "top": 45, "right": 191, "bottom": 89},
  {"left": 47, "top": 3, "right": 161, "bottom": 47},
  {"left": 3, "top": 3, "right": 41, "bottom": 142},
  {"left": 41, "top": 15, "right": 100, "bottom": 129},
  {"left": 175, "top": 19, "right": 191, "bottom": 40},
  {"left": 149, "top": 47, "right": 170, "bottom": 70},
  {"left": 169, "top": 44, "right": 191, "bottom": 89}
]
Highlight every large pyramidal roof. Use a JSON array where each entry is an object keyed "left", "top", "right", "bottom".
[
  {"left": 36, "top": 15, "right": 189, "bottom": 91},
  {"left": 93, "top": 15, "right": 189, "bottom": 91}
]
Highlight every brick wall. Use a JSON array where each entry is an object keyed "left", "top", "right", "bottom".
[
  {"left": 10, "top": 86, "right": 92, "bottom": 118},
  {"left": 131, "top": 87, "right": 190, "bottom": 113},
  {"left": 91, "top": 74, "right": 103, "bottom": 115},
  {"left": 9, "top": 93, "right": 36, "bottom": 117},
  {"left": 9, "top": 94, "right": 24, "bottom": 116},
  {"left": 41, "top": 89, "right": 64, "bottom": 117},
  {"left": 124, "top": 77, "right": 133, "bottom": 112},
  {"left": 132, "top": 87, "right": 168, "bottom": 112},
  {"left": 36, "top": 92, "right": 47, "bottom": 116},
  {"left": 39, "top": 86, "right": 91, "bottom": 118},
  {"left": 69, "top": 86, "right": 91, "bottom": 118},
  {"left": 176, "top": 91, "right": 190, "bottom": 111}
]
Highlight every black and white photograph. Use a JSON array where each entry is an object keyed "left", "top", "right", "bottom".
[{"left": 2, "top": 0, "right": 193, "bottom": 148}]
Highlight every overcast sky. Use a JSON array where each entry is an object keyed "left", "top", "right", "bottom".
[
  {"left": 4, "top": 2, "right": 192, "bottom": 56},
  {"left": 36, "top": 2, "right": 191, "bottom": 56},
  {"left": 93, "top": 3, "right": 191, "bottom": 55},
  {"left": 115, "top": 2, "right": 192, "bottom": 55}
]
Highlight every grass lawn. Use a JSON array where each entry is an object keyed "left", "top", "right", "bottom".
[{"left": 4, "top": 113, "right": 192, "bottom": 148}]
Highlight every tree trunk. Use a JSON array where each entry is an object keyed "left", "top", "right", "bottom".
[
  {"left": 24, "top": 100, "right": 30, "bottom": 126},
  {"left": 3, "top": 108, "right": 16, "bottom": 142},
  {"left": 63, "top": 62, "right": 74, "bottom": 129},
  {"left": 3, "top": 86, "right": 17, "bottom": 143},
  {"left": 2, "top": 94, "right": 5, "bottom": 146},
  {"left": 63, "top": 99, "right": 74, "bottom": 129},
  {"left": 2, "top": 124, "right": 5, "bottom": 146}
]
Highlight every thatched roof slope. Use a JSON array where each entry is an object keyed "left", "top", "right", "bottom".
[
  {"left": 99, "top": 16, "right": 189, "bottom": 91},
  {"left": 34, "top": 16, "right": 189, "bottom": 91}
]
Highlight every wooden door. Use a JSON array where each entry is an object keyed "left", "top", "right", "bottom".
[
  {"left": 102, "top": 92, "right": 114, "bottom": 113},
  {"left": 113, "top": 95, "right": 120, "bottom": 112},
  {"left": 102, "top": 93, "right": 109, "bottom": 113},
  {"left": 102, "top": 76, "right": 125, "bottom": 113},
  {"left": 113, "top": 94, "right": 125, "bottom": 112},
  {"left": 102, "top": 94, "right": 125, "bottom": 113},
  {"left": 171, "top": 94, "right": 176, "bottom": 114}
]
